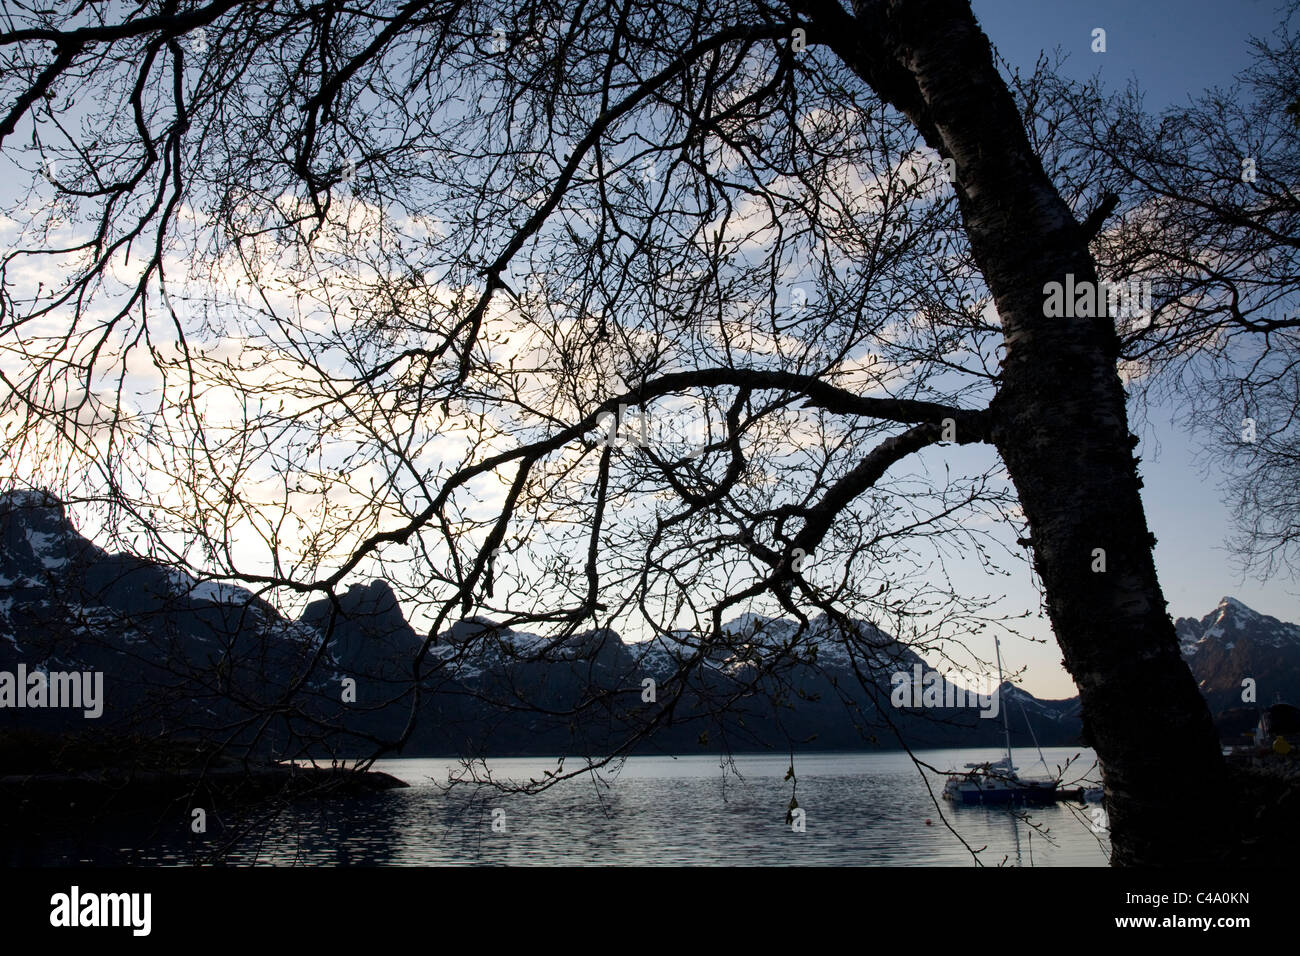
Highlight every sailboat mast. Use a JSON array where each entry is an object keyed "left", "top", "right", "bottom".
[{"left": 994, "top": 635, "right": 1012, "bottom": 769}]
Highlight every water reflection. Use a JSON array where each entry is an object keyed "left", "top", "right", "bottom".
[{"left": 6, "top": 748, "right": 1110, "bottom": 866}]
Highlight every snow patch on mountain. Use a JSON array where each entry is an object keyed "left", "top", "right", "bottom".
[
  {"left": 1176, "top": 596, "right": 1300, "bottom": 657},
  {"left": 167, "top": 570, "right": 261, "bottom": 606},
  {"left": 718, "top": 611, "right": 908, "bottom": 673},
  {"left": 25, "top": 530, "right": 68, "bottom": 568},
  {"left": 627, "top": 631, "right": 706, "bottom": 678}
]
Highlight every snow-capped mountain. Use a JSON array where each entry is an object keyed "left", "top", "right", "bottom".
[
  {"left": 1176, "top": 596, "right": 1300, "bottom": 711},
  {"left": 0, "top": 491, "right": 324, "bottom": 747},
  {"left": 716, "top": 610, "right": 916, "bottom": 673}
]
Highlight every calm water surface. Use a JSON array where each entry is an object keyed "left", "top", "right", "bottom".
[{"left": 14, "top": 748, "right": 1111, "bottom": 866}]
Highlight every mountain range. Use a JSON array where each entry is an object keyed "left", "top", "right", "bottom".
[{"left": 1, "top": 489, "right": 1293, "bottom": 758}]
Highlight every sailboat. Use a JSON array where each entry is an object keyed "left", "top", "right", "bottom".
[{"left": 941, "top": 637, "right": 1060, "bottom": 805}]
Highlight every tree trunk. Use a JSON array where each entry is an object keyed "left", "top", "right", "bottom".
[{"left": 831, "top": 0, "right": 1233, "bottom": 863}]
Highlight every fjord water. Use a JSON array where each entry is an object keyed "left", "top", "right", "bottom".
[
  {"left": 356, "top": 748, "right": 1110, "bottom": 866},
  {"left": 11, "top": 748, "right": 1109, "bottom": 865}
]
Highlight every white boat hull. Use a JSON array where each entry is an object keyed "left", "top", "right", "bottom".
[{"left": 942, "top": 772, "right": 1058, "bottom": 805}]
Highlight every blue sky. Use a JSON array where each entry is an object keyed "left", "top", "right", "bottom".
[
  {"left": 964, "top": 0, "right": 1299, "bottom": 697},
  {"left": 976, "top": 0, "right": 1285, "bottom": 107}
]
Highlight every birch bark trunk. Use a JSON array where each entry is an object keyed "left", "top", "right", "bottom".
[{"left": 827, "top": 0, "right": 1232, "bottom": 864}]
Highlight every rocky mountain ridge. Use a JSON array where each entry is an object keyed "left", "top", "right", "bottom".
[{"left": 2, "top": 490, "right": 1285, "bottom": 756}]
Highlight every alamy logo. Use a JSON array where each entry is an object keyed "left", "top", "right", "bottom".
[
  {"left": 597, "top": 403, "right": 710, "bottom": 459},
  {"left": 50, "top": 886, "right": 151, "bottom": 936},
  {"left": 890, "top": 664, "right": 1000, "bottom": 718},
  {"left": 0, "top": 664, "right": 103, "bottom": 718},
  {"left": 1042, "top": 274, "right": 1153, "bottom": 323}
]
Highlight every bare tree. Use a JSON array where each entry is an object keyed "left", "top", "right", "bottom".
[{"left": 0, "top": 0, "right": 1258, "bottom": 865}]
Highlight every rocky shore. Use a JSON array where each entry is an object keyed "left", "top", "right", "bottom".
[{"left": 0, "top": 730, "right": 408, "bottom": 825}]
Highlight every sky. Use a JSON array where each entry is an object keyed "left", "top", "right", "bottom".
[
  {"left": 960, "top": 0, "right": 1300, "bottom": 697},
  {"left": 1, "top": 0, "right": 1296, "bottom": 702}
]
